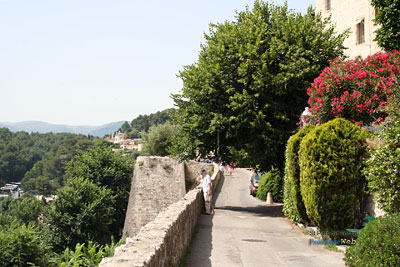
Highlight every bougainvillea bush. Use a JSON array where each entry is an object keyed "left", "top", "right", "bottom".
[{"left": 307, "top": 50, "right": 400, "bottom": 126}]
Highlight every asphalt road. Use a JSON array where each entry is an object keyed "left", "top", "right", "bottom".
[{"left": 186, "top": 168, "right": 346, "bottom": 267}]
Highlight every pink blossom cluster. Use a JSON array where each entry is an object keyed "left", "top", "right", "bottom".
[{"left": 307, "top": 51, "right": 400, "bottom": 125}]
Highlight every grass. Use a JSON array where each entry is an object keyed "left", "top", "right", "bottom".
[
  {"left": 179, "top": 225, "right": 199, "bottom": 267},
  {"left": 324, "top": 243, "right": 342, "bottom": 253}
]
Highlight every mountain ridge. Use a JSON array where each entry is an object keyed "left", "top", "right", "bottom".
[{"left": 0, "top": 120, "right": 125, "bottom": 137}]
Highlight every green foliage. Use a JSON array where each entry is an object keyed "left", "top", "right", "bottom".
[
  {"left": 0, "top": 222, "right": 54, "bottom": 267},
  {"left": 0, "top": 197, "right": 45, "bottom": 224},
  {"left": 119, "top": 109, "right": 173, "bottom": 138},
  {"left": 56, "top": 238, "right": 124, "bottom": 267},
  {"left": 283, "top": 124, "right": 315, "bottom": 223},
  {"left": 0, "top": 129, "right": 96, "bottom": 186},
  {"left": 46, "top": 177, "right": 116, "bottom": 252},
  {"left": 256, "top": 169, "right": 283, "bottom": 203},
  {"left": 22, "top": 175, "right": 55, "bottom": 197},
  {"left": 299, "top": 119, "right": 371, "bottom": 233},
  {"left": 364, "top": 87, "right": 400, "bottom": 213},
  {"left": 142, "top": 122, "right": 177, "bottom": 157},
  {"left": 171, "top": 1, "right": 347, "bottom": 170},
  {"left": 371, "top": 0, "right": 400, "bottom": 51},
  {"left": 65, "top": 142, "right": 133, "bottom": 238},
  {"left": 345, "top": 213, "right": 400, "bottom": 266}
]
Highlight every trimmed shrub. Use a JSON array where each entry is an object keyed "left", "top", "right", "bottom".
[
  {"left": 307, "top": 51, "right": 400, "bottom": 126},
  {"left": 283, "top": 124, "right": 315, "bottom": 223},
  {"left": 256, "top": 169, "right": 283, "bottom": 203},
  {"left": 345, "top": 213, "right": 400, "bottom": 266},
  {"left": 299, "top": 118, "right": 371, "bottom": 233}
]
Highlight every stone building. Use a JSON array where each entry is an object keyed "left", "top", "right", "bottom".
[{"left": 315, "top": 0, "right": 381, "bottom": 58}]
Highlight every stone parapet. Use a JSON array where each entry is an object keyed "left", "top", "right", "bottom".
[
  {"left": 100, "top": 160, "right": 221, "bottom": 267},
  {"left": 100, "top": 184, "right": 204, "bottom": 267}
]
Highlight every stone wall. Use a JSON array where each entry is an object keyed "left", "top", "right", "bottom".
[
  {"left": 184, "top": 161, "right": 214, "bottom": 182},
  {"left": 100, "top": 160, "right": 221, "bottom": 267},
  {"left": 122, "top": 156, "right": 187, "bottom": 238}
]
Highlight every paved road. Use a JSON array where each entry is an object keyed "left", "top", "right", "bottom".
[{"left": 186, "top": 168, "right": 345, "bottom": 267}]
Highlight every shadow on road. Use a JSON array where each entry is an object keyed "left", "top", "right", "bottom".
[
  {"left": 186, "top": 173, "right": 226, "bottom": 267},
  {"left": 215, "top": 204, "right": 284, "bottom": 217}
]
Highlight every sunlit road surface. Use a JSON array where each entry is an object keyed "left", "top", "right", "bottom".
[{"left": 186, "top": 168, "right": 345, "bottom": 267}]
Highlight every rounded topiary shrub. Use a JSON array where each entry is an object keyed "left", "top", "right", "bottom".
[
  {"left": 345, "top": 213, "right": 400, "bottom": 266},
  {"left": 299, "top": 118, "right": 371, "bottom": 233},
  {"left": 283, "top": 124, "right": 315, "bottom": 223},
  {"left": 256, "top": 169, "right": 283, "bottom": 203}
]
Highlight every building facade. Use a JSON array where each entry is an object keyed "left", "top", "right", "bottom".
[{"left": 315, "top": 0, "right": 381, "bottom": 58}]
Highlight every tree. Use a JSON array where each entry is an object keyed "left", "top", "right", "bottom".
[
  {"left": 371, "top": 0, "right": 400, "bottom": 51},
  {"left": 0, "top": 223, "right": 54, "bottom": 267},
  {"left": 22, "top": 175, "right": 54, "bottom": 196},
  {"left": 171, "top": 1, "right": 347, "bottom": 170},
  {"left": 46, "top": 176, "right": 115, "bottom": 251},
  {"left": 142, "top": 122, "right": 177, "bottom": 156},
  {"left": 118, "top": 109, "right": 173, "bottom": 138},
  {"left": 0, "top": 197, "right": 45, "bottom": 224},
  {"left": 120, "top": 121, "right": 131, "bottom": 133},
  {"left": 65, "top": 142, "right": 133, "bottom": 238}
]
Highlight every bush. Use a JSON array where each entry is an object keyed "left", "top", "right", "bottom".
[
  {"left": 0, "top": 197, "right": 45, "bottom": 224},
  {"left": 307, "top": 51, "right": 400, "bottom": 126},
  {"left": 46, "top": 177, "right": 116, "bottom": 252},
  {"left": 283, "top": 124, "right": 315, "bottom": 223},
  {"left": 364, "top": 88, "right": 400, "bottom": 213},
  {"left": 0, "top": 223, "right": 54, "bottom": 267},
  {"left": 65, "top": 142, "right": 133, "bottom": 239},
  {"left": 345, "top": 213, "right": 400, "bottom": 266},
  {"left": 256, "top": 169, "right": 283, "bottom": 203},
  {"left": 299, "top": 118, "right": 371, "bottom": 233}
]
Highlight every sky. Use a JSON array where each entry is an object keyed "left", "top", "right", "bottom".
[{"left": 0, "top": 0, "right": 314, "bottom": 126}]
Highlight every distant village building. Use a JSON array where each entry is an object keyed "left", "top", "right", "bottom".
[
  {"left": 315, "top": 0, "right": 381, "bottom": 58},
  {"left": 105, "top": 132, "right": 143, "bottom": 151},
  {"left": 0, "top": 182, "right": 22, "bottom": 198}
]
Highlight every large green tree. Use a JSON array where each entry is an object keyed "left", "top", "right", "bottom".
[
  {"left": 65, "top": 142, "right": 133, "bottom": 238},
  {"left": 371, "top": 0, "right": 400, "bottom": 51},
  {"left": 46, "top": 176, "right": 115, "bottom": 252},
  {"left": 171, "top": 1, "right": 347, "bottom": 170},
  {"left": 142, "top": 122, "right": 177, "bottom": 157}
]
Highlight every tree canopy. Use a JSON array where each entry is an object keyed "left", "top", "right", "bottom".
[
  {"left": 65, "top": 142, "right": 133, "bottom": 238},
  {"left": 171, "top": 1, "right": 347, "bottom": 170},
  {"left": 118, "top": 108, "right": 173, "bottom": 138},
  {"left": 371, "top": 0, "right": 400, "bottom": 51},
  {"left": 141, "top": 122, "right": 177, "bottom": 157}
]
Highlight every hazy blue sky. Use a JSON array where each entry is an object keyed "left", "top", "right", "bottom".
[{"left": 0, "top": 0, "right": 314, "bottom": 125}]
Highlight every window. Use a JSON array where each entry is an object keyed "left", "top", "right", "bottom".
[
  {"left": 356, "top": 19, "right": 365, "bottom": 44},
  {"left": 326, "top": 0, "right": 331, "bottom": 10}
]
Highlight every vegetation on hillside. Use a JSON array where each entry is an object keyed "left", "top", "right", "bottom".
[
  {"left": 117, "top": 109, "right": 173, "bottom": 139},
  {"left": 0, "top": 143, "right": 132, "bottom": 266},
  {"left": 0, "top": 128, "right": 99, "bottom": 194}
]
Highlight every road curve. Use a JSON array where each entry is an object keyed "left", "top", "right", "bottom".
[{"left": 186, "top": 168, "right": 346, "bottom": 267}]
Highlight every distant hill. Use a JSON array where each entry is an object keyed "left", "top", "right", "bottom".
[{"left": 0, "top": 121, "right": 124, "bottom": 137}]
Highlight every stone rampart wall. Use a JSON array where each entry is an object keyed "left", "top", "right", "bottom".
[
  {"left": 122, "top": 156, "right": 186, "bottom": 238},
  {"left": 184, "top": 161, "right": 214, "bottom": 182},
  {"left": 100, "top": 159, "right": 221, "bottom": 267}
]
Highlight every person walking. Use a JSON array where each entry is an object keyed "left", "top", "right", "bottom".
[{"left": 199, "top": 169, "right": 215, "bottom": 215}]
